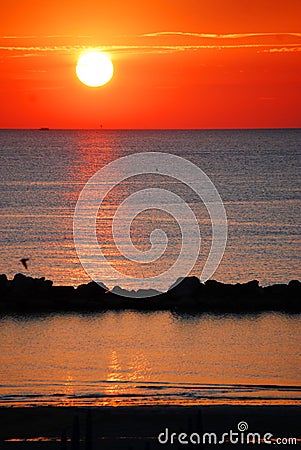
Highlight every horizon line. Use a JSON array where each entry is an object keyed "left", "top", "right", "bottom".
[{"left": 1, "top": 126, "right": 301, "bottom": 131}]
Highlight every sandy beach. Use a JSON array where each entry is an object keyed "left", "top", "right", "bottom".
[{"left": 0, "top": 405, "right": 300, "bottom": 449}]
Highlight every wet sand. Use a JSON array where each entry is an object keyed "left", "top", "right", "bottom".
[{"left": 0, "top": 405, "right": 300, "bottom": 449}]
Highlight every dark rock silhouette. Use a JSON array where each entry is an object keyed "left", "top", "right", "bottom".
[
  {"left": 0, "top": 273, "right": 300, "bottom": 314},
  {"left": 112, "top": 286, "right": 161, "bottom": 298},
  {"left": 169, "top": 276, "right": 204, "bottom": 300},
  {"left": 0, "top": 273, "right": 8, "bottom": 289},
  {"left": 77, "top": 281, "right": 107, "bottom": 299}
]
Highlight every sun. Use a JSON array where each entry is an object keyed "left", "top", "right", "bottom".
[{"left": 76, "top": 51, "right": 114, "bottom": 87}]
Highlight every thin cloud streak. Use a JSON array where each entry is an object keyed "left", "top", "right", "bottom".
[
  {"left": 9, "top": 53, "right": 41, "bottom": 58},
  {"left": 2, "top": 31, "right": 301, "bottom": 40},
  {"left": 0, "top": 45, "right": 88, "bottom": 52},
  {"left": 1, "top": 43, "right": 301, "bottom": 57},
  {"left": 0, "top": 35, "right": 92, "bottom": 40},
  {"left": 1, "top": 30, "right": 301, "bottom": 57},
  {"left": 140, "top": 31, "right": 301, "bottom": 39},
  {"left": 263, "top": 46, "right": 301, "bottom": 53},
  {"left": 1, "top": 35, "right": 38, "bottom": 39}
]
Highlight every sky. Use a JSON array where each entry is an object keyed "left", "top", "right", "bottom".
[{"left": 1, "top": 0, "right": 301, "bottom": 129}]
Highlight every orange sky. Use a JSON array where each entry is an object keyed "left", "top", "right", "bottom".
[{"left": 1, "top": 0, "right": 301, "bottom": 129}]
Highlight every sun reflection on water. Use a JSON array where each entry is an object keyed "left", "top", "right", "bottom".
[
  {"left": 61, "top": 375, "right": 76, "bottom": 407},
  {"left": 104, "top": 349, "right": 152, "bottom": 405}
]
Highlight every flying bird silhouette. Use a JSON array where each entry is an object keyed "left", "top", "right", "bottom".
[{"left": 20, "top": 258, "right": 30, "bottom": 270}]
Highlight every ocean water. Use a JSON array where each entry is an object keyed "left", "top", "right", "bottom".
[
  {"left": 0, "top": 129, "right": 300, "bottom": 291},
  {"left": 0, "top": 311, "right": 300, "bottom": 406},
  {"left": 0, "top": 129, "right": 300, "bottom": 407}
]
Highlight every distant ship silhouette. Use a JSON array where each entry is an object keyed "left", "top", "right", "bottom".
[{"left": 39, "top": 127, "right": 49, "bottom": 131}]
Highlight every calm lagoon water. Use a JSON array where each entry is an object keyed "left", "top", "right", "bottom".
[{"left": 0, "top": 311, "right": 300, "bottom": 406}]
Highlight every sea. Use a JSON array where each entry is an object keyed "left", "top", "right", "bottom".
[{"left": 0, "top": 129, "right": 300, "bottom": 406}]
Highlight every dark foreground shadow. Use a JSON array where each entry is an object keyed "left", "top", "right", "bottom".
[{"left": 0, "top": 405, "right": 300, "bottom": 449}]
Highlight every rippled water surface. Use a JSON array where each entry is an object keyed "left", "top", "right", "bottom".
[
  {"left": 0, "top": 312, "right": 300, "bottom": 406},
  {"left": 0, "top": 129, "right": 300, "bottom": 290}
]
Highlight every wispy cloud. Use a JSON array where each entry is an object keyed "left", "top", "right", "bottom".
[
  {"left": 0, "top": 35, "right": 92, "bottom": 39},
  {"left": 2, "top": 43, "right": 301, "bottom": 55},
  {"left": 1, "top": 35, "right": 38, "bottom": 39},
  {"left": 136, "top": 31, "right": 301, "bottom": 54},
  {"left": 1, "top": 32, "right": 301, "bottom": 57},
  {"left": 8, "top": 53, "right": 40, "bottom": 58},
  {"left": 263, "top": 46, "right": 301, "bottom": 53},
  {"left": 3, "top": 32, "right": 300, "bottom": 43},
  {"left": 139, "top": 31, "right": 301, "bottom": 39},
  {"left": 0, "top": 45, "right": 87, "bottom": 52}
]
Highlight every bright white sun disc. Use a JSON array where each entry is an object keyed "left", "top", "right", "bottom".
[{"left": 76, "top": 52, "right": 114, "bottom": 87}]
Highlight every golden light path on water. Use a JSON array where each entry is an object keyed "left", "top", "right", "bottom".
[{"left": 0, "top": 312, "right": 300, "bottom": 407}]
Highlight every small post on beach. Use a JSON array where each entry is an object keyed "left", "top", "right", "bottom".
[
  {"left": 196, "top": 408, "right": 204, "bottom": 449},
  {"left": 85, "top": 410, "right": 93, "bottom": 450},
  {"left": 60, "top": 428, "right": 67, "bottom": 450},
  {"left": 71, "top": 415, "right": 80, "bottom": 450}
]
